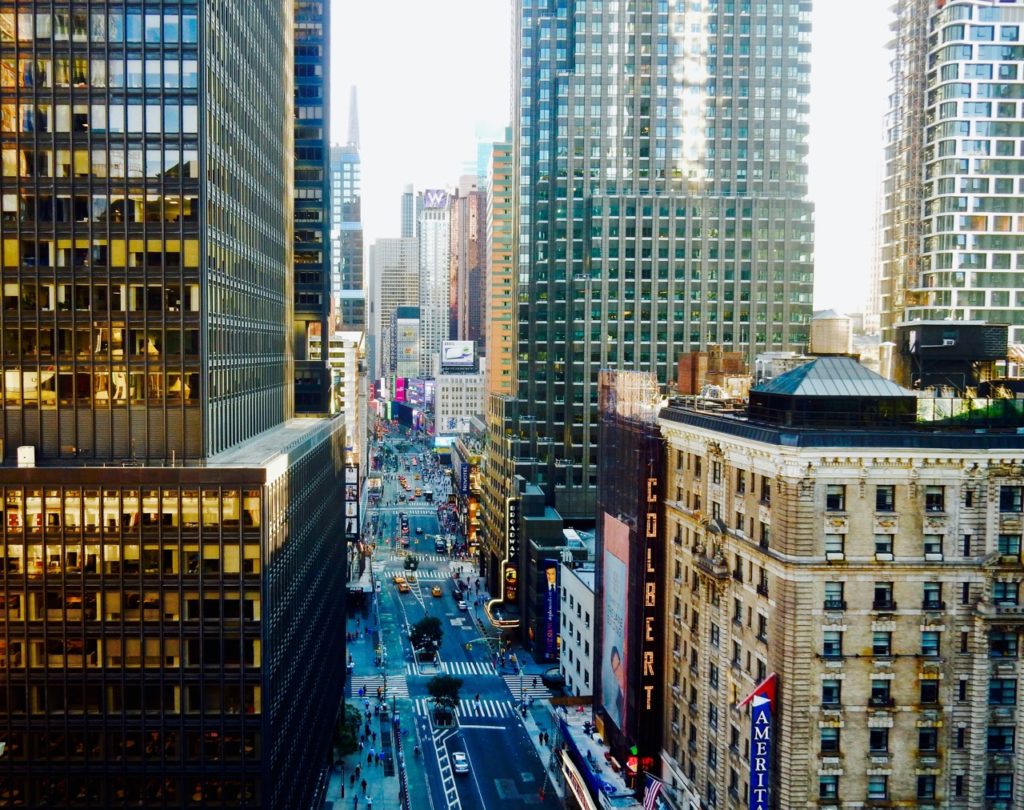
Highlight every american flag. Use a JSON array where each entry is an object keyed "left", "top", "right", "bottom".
[{"left": 643, "top": 774, "right": 664, "bottom": 810}]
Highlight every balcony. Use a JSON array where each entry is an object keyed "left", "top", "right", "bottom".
[
  {"left": 694, "top": 552, "right": 729, "bottom": 580},
  {"left": 868, "top": 696, "right": 895, "bottom": 708},
  {"left": 872, "top": 600, "right": 897, "bottom": 612},
  {"left": 922, "top": 600, "right": 945, "bottom": 611},
  {"left": 822, "top": 599, "right": 846, "bottom": 611}
]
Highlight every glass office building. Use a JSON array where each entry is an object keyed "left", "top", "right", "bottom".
[
  {"left": 505, "top": 0, "right": 815, "bottom": 520},
  {"left": 0, "top": 3, "right": 347, "bottom": 807}
]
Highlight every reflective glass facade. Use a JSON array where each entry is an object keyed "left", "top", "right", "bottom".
[
  {"left": 293, "top": 0, "right": 330, "bottom": 413},
  {"left": 509, "top": 0, "right": 814, "bottom": 519}
]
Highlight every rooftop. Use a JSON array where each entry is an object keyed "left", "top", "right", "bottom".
[{"left": 752, "top": 356, "right": 911, "bottom": 398}]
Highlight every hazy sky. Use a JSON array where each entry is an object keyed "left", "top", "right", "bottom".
[{"left": 331, "top": 0, "right": 892, "bottom": 312}]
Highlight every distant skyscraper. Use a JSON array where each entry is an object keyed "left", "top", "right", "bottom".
[
  {"left": 400, "top": 184, "right": 421, "bottom": 239},
  {"left": 0, "top": 3, "right": 347, "bottom": 808},
  {"left": 419, "top": 193, "right": 452, "bottom": 376},
  {"left": 330, "top": 88, "right": 365, "bottom": 331},
  {"left": 292, "top": 0, "right": 332, "bottom": 413},
  {"left": 450, "top": 176, "right": 487, "bottom": 347},
  {"left": 879, "top": 0, "right": 1024, "bottom": 342},
  {"left": 368, "top": 238, "right": 420, "bottom": 379},
  {"left": 499, "top": 0, "right": 814, "bottom": 520},
  {"left": 486, "top": 131, "right": 515, "bottom": 396}
]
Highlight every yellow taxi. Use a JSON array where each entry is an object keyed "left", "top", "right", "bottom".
[
  {"left": 397, "top": 582, "right": 412, "bottom": 593},
  {"left": 405, "top": 574, "right": 416, "bottom": 583},
  {"left": 431, "top": 586, "right": 442, "bottom": 597},
  {"left": 392, "top": 575, "right": 406, "bottom": 585}
]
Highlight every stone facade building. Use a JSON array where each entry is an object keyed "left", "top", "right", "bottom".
[{"left": 658, "top": 357, "right": 1024, "bottom": 810}]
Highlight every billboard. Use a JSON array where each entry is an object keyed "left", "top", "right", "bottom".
[
  {"left": 441, "top": 340, "right": 475, "bottom": 368},
  {"left": 601, "top": 513, "right": 630, "bottom": 729},
  {"left": 343, "top": 466, "right": 360, "bottom": 541},
  {"left": 423, "top": 189, "right": 449, "bottom": 209},
  {"left": 407, "top": 378, "right": 425, "bottom": 406},
  {"left": 542, "top": 560, "right": 559, "bottom": 660},
  {"left": 395, "top": 377, "right": 407, "bottom": 403}
]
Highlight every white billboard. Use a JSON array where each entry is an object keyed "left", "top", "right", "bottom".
[{"left": 441, "top": 340, "right": 475, "bottom": 368}]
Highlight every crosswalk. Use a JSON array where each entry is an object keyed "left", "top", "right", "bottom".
[
  {"left": 501, "top": 674, "right": 556, "bottom": 701},
  {"left": 439, "top": 660, "right": 496, "bottom": 676},
  {"left": 413, "top": 697, "right": 516, "bottom": 719},
  {"left": 387, "top": 553, "right": 452, "bottom": 564},
  {"left": 348, "top": 674, "right": 409, "bottom": 699}
]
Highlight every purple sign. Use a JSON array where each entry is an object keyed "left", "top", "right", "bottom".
[{"left": 423, "top": 189, "right": 449, "bottom": 209}]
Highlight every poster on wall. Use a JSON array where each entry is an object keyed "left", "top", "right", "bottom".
[{"left": 601, "top": 513, "right": 630, "bottom": 729}]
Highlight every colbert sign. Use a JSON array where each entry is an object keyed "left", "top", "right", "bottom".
[{"left": 640, "top": 475, "right": 660, "bottom": 714}]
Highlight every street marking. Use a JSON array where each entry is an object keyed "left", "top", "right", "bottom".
[{"left": 458, "top": 724, "right": 505, "bottom": 730}]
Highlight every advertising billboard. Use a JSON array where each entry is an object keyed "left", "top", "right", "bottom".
[
  {"left": 395, "top": 377, "right": 407, "bottom": 403},
  {"left": 601, "top": 513, "right": 630, "bottom": 729},
  {"left": 407, "top": 378, "right": 425, "bottom": 407},
  {"left": 441, "top": 340, "right": 475, "bottom": 368},
  {"left": 542, "top": 560, "right": 559, "bottom": 660},
  {"left": 343, "top": 466, "right": 360, "bottom": 541}
]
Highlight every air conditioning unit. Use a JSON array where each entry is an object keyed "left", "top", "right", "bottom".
[
  {"left": 942, "top": 338, "right": 956, "bottom": 346},
  {"left": 16, "top": 446, "right": 35, "bottom": 468}
]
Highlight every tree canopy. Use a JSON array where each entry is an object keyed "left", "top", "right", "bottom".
[
  {"left": 409, "top": 615, "right": 443, "bottom": 652},
  {"left": 426, "top": 674, "right": 463, "bottom": 712}
]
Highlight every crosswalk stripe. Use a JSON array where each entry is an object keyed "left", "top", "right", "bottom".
[
  {"left": 412, "top": 698, "right": 513, "bottom": 719},
  {"left": 440, "top": 661, "right": 496, "bottom": 676},
  {"left": 348, "top": 674, "right": 409, "bottom": 698},
  {"left": 501, "top": 675, "right": 554, "bottom": 700}
]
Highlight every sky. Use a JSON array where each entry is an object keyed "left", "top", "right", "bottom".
[{"left": 331, "top": 0, "right": 892, "bottom": 312}]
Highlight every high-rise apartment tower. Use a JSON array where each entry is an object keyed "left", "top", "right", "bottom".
[{"left": 879, "top": 0, "right": 1024, "bottom": 342}]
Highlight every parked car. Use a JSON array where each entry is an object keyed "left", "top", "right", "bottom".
[
  {"left": 452, "top": 752, "right": 469, "bottom": 774},
  {"left": 457, "top": 600, "right": 469, "bottom": 611}
]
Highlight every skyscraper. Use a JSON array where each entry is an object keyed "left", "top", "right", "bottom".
[
  {"left": 0, "top": 4, "right": 346, "bottom": 807},
  {"left": 450, "top": 176, "right": 487, "bottom": 347},
  {"left": 330, "top": 87, "right": 365, "bottom": 331},
  {"left": 418, "top": 191, "right": 451, "bottom": 377},
  {"left": 292, "top": 0, "right": 332, "bottom": 413},
  {"left": 879, "top": 0, "right": 1024, "bottom": 342},
  {"left": 400, "top": 184, "right": 421, "bottom": 239},
  {"left": 368, "top": 237, "right": 419, "bottom": 380},
  {"left": 498, "top": 0, "right": 814, "bottom": 521},
  {"left": 485, "top": 131, "right": 515, "bottom": 396}
]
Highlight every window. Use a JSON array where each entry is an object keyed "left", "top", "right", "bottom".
[
  {"left": 923, "top": 582, "right": 943, "bottom": 610},
  {"left": 870, "top": 679, "right": 892, "bottom": 707},
  {"left": 818, "top": 775, "right": 838, "bottom": 799},
  {"left": 867, "top": 775, "right": 888, "bottom": 800},
  {"left": 825, "top": 484, "right": 845, "bottom": 512},
  {"left": 919, "top": 680, "right": 940, "bottom": 705},
  {"left": 869, "top": 727, "right": 889, "bottom": 753},
  {"left": 875, "top": 485, "right": 895, "bottom": 512},
  {"left": 989, "top": 678, "right": 1017, "bottom": 705},
  {"left": 994, "top": 581, "right": 1019, "bottom": 605},
  {"left": 759, "top": 477, "right": 770, "bottom": 504},
  {"left": 999, "top": 485, "right": 1022, "bottom": 512},
  {"left": 712, "top": 461, "right": 721, "bottom": 485},
  {"left": 873, "top": 582, "right": 895, "bottom": 610},
  {"left": 998, "top": 534, "right": 1021, "bottom": 556},
  {"left": 918, "top": 727, "right": 938, "bottom": 752},
  {"left": 824, "top": 534, "right": 844, "bottom": 559},
  {"left": 874, "top": 534, "right": 893, "bottom": 558},
  {"left": 822, "top": 631, "right": 843, "bottom": 659},
  {"left": 872, "top": 632, "right": 892, "bottom": 657},
  {"left": 736, "top": 470, "right": 746, "bottom": 494},
  {"left": 985, "top": 773, "right": 1013, "bottom": 800},
  {"left": 819, "top": 727, "right": 839, "bottom": 753},
  {"left": 924, "top": 535, "right": 943, "bottom": 559},
  {"left": 823, "top": 581, "right": 845, "bottom": 610},
  {"left": 917, "top": 775, "right": 936, "bottom": 800},
  {"left": 990, "top": 630, "right": 1018, "bottom": 658},
  {"left": 987, "top": 726, "right": 1015, "bottom": 752},
  {"left": 921, "top": 630, "right": 941, "bottom": 657},
  {"left": 821, "top": 679, "right": 841, "bottom": 706},
  {"left": 925, "top": 486, "right": 945, "bottom": 512}
]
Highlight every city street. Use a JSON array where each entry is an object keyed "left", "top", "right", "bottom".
[{"left": 335, "top": 426, "right": 561, "bottom": 810}]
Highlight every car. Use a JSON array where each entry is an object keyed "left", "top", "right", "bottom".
[
  {"left": 405, "top": 573, "right": 416, "bottom": 583},
  {"left": 435, "top": 541, "right": 447, "bottom": 553},
  {"left": 451, "top": 752, "right": 469, "bottom": 774},
  {"left": 392, "top": 575, "right": 406, "bottom": 584},
  {"left": 451, "top": 589, "right": 462, "bottom": 600},
  {"left": 457, "top": 600, "right": 469, "bottom": 611},
  {"left": 416, "top": 527, "right": 423, "bottom": 534},
  {"left": 431, "top": 586, "right": 442, "bottom": 597},
  {"left": 398, "top": 582, "right": 411, "bottom": 593}
]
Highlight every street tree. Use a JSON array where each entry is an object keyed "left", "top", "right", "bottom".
[
  {"left": 426, "top": 674, "right": 463, "bottom": 724},
  {"left": 409, "top": 616, "right": 443, "bottom": 654},
  {"left": 403, "top": 555, "right": 420, "bottom": 571}
]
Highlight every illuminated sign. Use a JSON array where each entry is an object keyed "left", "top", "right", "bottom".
[
  {"left": 560, "top": 751, "right": 600, "bottom": 810},
  {"left": 460, "top": 463, "right": 470, "bottom": 495},
  {"left": 504, "top": 497, "right": 521, "bottom": 603},
  {"left": 740, "top": 673, "right": 778, "bottom": 810},
  {"left": 503, "top": 564, "right": 518, "bottom": 603},
  {"left": 423, "top": 189, "right": 449, "bottom": 209},
  {"left": 343, "top": 466, "right": 360, "bottom": 541},
  {"left": 640, "top": 475, "right": 661, "bottom": 715}
]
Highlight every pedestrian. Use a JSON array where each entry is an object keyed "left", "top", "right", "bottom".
[
  {"left": 360, "top": 779, "right": 367, "bottom": 794},
  {"left": 367, "top": 751, "right": 373, "bottom": 765},
  {"left": 366, "top": 796, "right": 373, "bottom": 810},
  {"left": 352, "top": 795, "right": 358, "bottom": 810}
]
